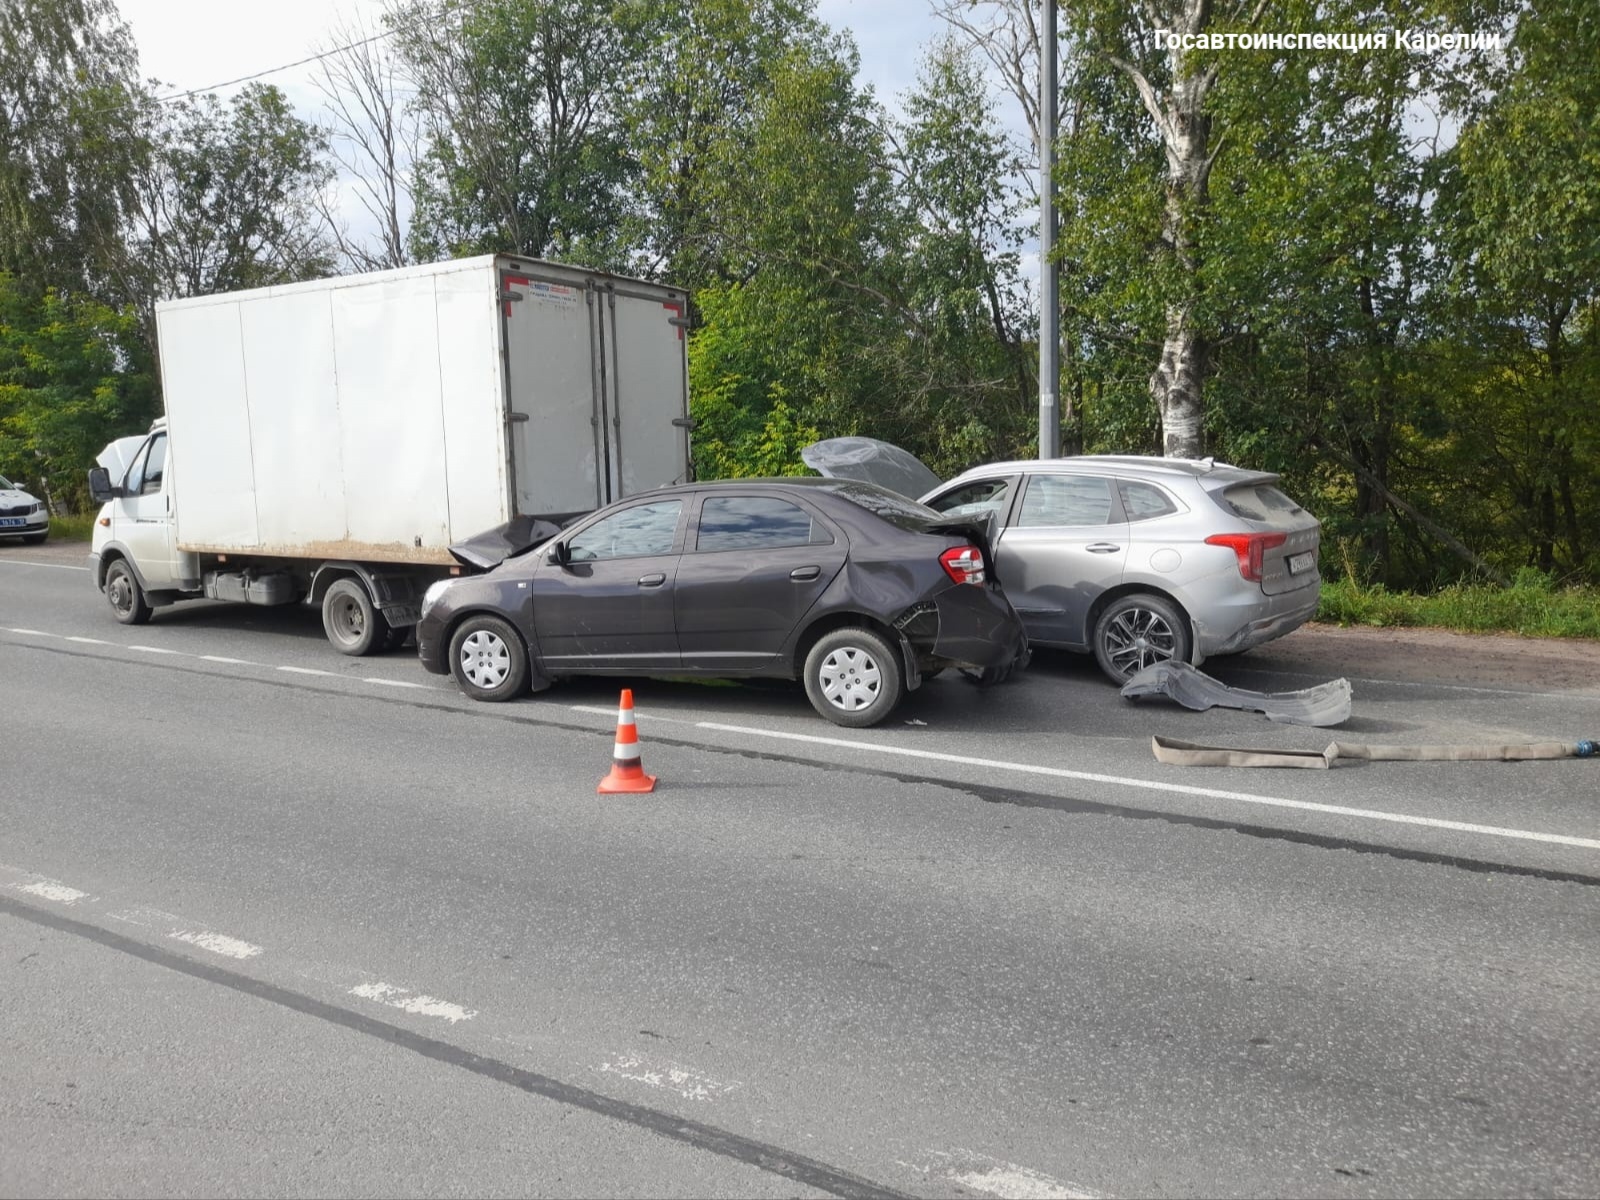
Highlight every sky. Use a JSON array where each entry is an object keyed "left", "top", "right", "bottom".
[{"left": 117, "top": 0, "right": 957, "bottom": 116}]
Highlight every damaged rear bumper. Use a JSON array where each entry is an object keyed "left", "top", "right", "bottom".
[{"left": 897, "top": 584, "right": 1028, "bottom": 672}]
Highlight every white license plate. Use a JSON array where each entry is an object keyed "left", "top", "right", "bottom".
[
  {"left": 0, "top": 517, "right": 25, "bottom": 527},
  {"left": 1287, "top": 551, "right": 1316, "bottom": 575}
]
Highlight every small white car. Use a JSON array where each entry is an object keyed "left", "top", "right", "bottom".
[{"left": 0, "top": 473, "right": 50, "bottom": 544}]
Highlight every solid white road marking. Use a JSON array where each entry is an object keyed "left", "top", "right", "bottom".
[
  {"left": 0, "top": 559, "right": 89, "bottom": 570},
  {"left": 350, "top": 982, "right": 475, "bottom": 1024},
  {"left": 571, "top": 704, "right": 1600, "bottom": 853},
  {"left": 17, "top": 881, "right": 91, "bottom": 904},
  {"left": 599, "top": 1053, "right": 740, "bottom": 1101},
  {"left": 694, "top": 720, "right": 1600, "bottom": 852},
  {"left": 169, "top": 930, "right": 263, "bottom": 959}
]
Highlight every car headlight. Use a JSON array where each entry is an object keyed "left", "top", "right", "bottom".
[
  {"left": 32, "top": 501, "right": 47, "bottom": 514},
  {"left": 421, "top": 578, "right": 454, "bottom": 619}
]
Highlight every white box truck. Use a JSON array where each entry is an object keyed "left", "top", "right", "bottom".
[{"left": 87, "top": 254, "right": 693, "bottom": 653}]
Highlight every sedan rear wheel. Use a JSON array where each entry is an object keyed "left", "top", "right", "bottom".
[
  {"left": 448, "top": 615, "right": 529, "bottom": 702},
  {"left": 1093, "top": 593, "right": 1191, "bottom": 685},
  {"left": 803, "top": 627, "right": 903, "bottom": 728}
]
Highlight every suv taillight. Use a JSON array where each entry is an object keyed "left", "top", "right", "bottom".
[
  {"left": 1205, "top": 532, "right": 1287, "bottom": 583},
  {"left": 939, "top": 545, "right": 986, "bottom": 585}
]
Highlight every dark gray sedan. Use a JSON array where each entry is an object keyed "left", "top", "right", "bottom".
[{"left": 416, "top": 479, "right": 1027, "bottom": 727}]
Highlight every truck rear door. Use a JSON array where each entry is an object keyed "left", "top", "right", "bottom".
[
  {"left": 500, "top": 269, "right": 691, "bottom": 518},
  {"left": 599, "top": 287, "right": 691, "bottom": 500},
  {"left": 500, "top": 268, "right": 605, "bottom": 516}
]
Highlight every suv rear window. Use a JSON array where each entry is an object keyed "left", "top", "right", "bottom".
[{"left": 1221, "top": 482, "right": 1305, "bottom": 527}]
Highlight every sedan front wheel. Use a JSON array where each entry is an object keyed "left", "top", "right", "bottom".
[
  {"left": 448, "top": 615, "right": 530, "bottom": 702},
  {"left": 803, "top": 627, "right": 904, "bottom": 728}
]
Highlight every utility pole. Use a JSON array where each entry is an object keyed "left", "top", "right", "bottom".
[{"left": 1038, "top": 0, "right": 1059, "bottom": 458}]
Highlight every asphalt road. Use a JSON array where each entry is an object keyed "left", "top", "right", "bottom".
[{"left": 4, "top": 540, "right": 1598, "bottom": 1199}]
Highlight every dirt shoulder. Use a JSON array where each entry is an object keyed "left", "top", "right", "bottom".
[{"left": 1251, "top": 622, "right": 1600, "bottom": 693}]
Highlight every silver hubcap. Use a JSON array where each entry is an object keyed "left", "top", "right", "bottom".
[
  {"left": 459, "top": 629, "right": 510, "bottom": 689},
  {"left": 330, "top": 596, "right": 366, "bottom": 643},
  {"left": 1104, "top": 607, "right": 1178, "bottom": 677},
  {"left": 108, "top": 573, "right": 134, "bottom": 615},
  {"left": 819, "top": 646, "right": 882, "bottom": 711}
]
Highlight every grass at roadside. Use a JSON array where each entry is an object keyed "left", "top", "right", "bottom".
[
  {"left": 1319, "top": 573, "right": 1600, "bottom": 639},
  {"left": 48, "top": 513, "right": 97, "bottom": 542}
]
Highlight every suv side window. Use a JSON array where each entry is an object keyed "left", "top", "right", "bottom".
[
  {"left": 695, "top": 496, "right": 832, "bottom": 552},
  {"left": 1017, "top": 474, "right": 1116, "bottom": 526},
  {"left": 1119, "top": 479, "right": 1177, "bottom": 522},
  {"left": 566, "top": 500, "right": 683, "bottom": 562},
  {"left": 927, "top": 478, "right": 1014, "bottom": 521}
]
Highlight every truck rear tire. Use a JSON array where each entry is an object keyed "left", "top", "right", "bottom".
[
  {"left": 322, "top": 578, "right": 382, "bottom": 656},
  {"left": 105, "top": 559, "right": 152, "bottom": 626}
]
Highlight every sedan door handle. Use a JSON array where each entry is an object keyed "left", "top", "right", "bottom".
[
  {"left": 637, "top": 573, "right": 666, "bottom": 588},
  {"left": 789, "top": 565, "right": 822, "bottom": 581},
  {"left": 1086, "top": 543, "right": 1121, "bottom": 553}
]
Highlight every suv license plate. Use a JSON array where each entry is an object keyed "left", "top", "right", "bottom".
[{"left": 1287, "top": 551, "right": 1315, "bottom": 575}]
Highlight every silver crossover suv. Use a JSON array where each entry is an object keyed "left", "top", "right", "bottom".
[{"left": 919, "top": 457, "right": 1322, "bottom": 683}]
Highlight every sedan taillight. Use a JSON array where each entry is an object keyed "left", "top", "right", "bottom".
[
  {"left": 1205, "top": 532, "right": 1287, "bottom": 583},
  {"left": 940, "top": 545, "right": 986, "bottom": 585}
]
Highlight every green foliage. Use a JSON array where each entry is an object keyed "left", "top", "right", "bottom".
[
  {"left": 0, "top": 273, "right": 155, "bottom": 512},
  {"left": 1318, "top": 577, "right": 1600, "bottom": 639}
]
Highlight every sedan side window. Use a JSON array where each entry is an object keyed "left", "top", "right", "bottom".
[
  {"left": 695, "top": 496, "right": 832, "bottom": 552},
  {"left": 1017, "top": 475, "right": 1115, "bottom": 527},
  {"left": 927, "top": 478, "right": 1012, "bottom": 521},
  {"left": 567, "top": 500, "right": 683, "bottom": 562}
]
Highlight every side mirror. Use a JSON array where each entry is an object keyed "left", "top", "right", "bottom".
[
  {"left": 547, "top": 541, "right": 571, "bottom": 566},
  {"left": 87, "top": 466, "right": 118, "bottom": 503}
]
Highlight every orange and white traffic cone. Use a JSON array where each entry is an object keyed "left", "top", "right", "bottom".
[{"left": 597, "top": 688, "right": 657, "bottom": 794}]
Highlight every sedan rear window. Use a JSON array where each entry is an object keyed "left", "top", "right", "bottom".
[
  {"left": 696, "top": 496, "right": 832, "bottom": 551},
  {"left": 810, "top": 479, "right": 945, "bottom": 531},
  {"left": 1221, "top": 482, "right": 1306, "bottom": 527}
]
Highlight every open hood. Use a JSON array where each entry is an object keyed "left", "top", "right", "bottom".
[
  {"left": 96, "top": 434, "right": 149, "bottom": 482},
  {"left": 449, "top": 514, "right": 564, "bottom": 571},
  {"left": 801, "top": 437, "right": 942, "bottom": 501}
]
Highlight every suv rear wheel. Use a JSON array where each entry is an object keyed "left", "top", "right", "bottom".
[
  {"left": 803, "top": 627, "right": 904, "bottom": 727},
  {"left": 1093, "top": 593, "right": 1190, "bottom": 684}
]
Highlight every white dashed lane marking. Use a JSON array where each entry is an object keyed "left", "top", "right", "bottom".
[
  {"left": 599, "top": 1053, "right": 741, "bottom": 1101},
  {"left": 278, "top": 666, "right": 338, "bottom": 677},
  {"left": 350, "top": 982, "right": 476, "bottom": 1024},
  {"left": 200, "top": 654, "right": 259, "bottom": 665},
  {"left": 169, "top": 929, "right": 264, "bottom": 959},
  {"left": 17, "top": 880, "right": 91, "bottom": 904}
]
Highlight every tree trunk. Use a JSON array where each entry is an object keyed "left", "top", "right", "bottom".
[
  {"left": 1114, "top": 1, "right": 1223, "bottom": 459},
  {"left": 1151, "top": 311, "right": 1205, "bottom": 457}
]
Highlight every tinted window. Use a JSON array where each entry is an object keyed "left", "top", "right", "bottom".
[
  {"left": 811, "top": 480, "right": 944, "bottom": 531},
  {"left": 1017, "top": 475, "right": 1115, "bottom": 526},
  {"left": 928, "top": 478, "right": 1012, "bottom": 521},
  {"left": 1221, "top": 482, "right": 1304, "bottom": 527},
  {"left": 1119, "top": 480, "right": 1177, "bottom": 522},
  {"left": 696, "top": 496, "right": 830, "bottom": 551},
  {"left": 567, "top": 500, "right": 682, "bottom": 561}
]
